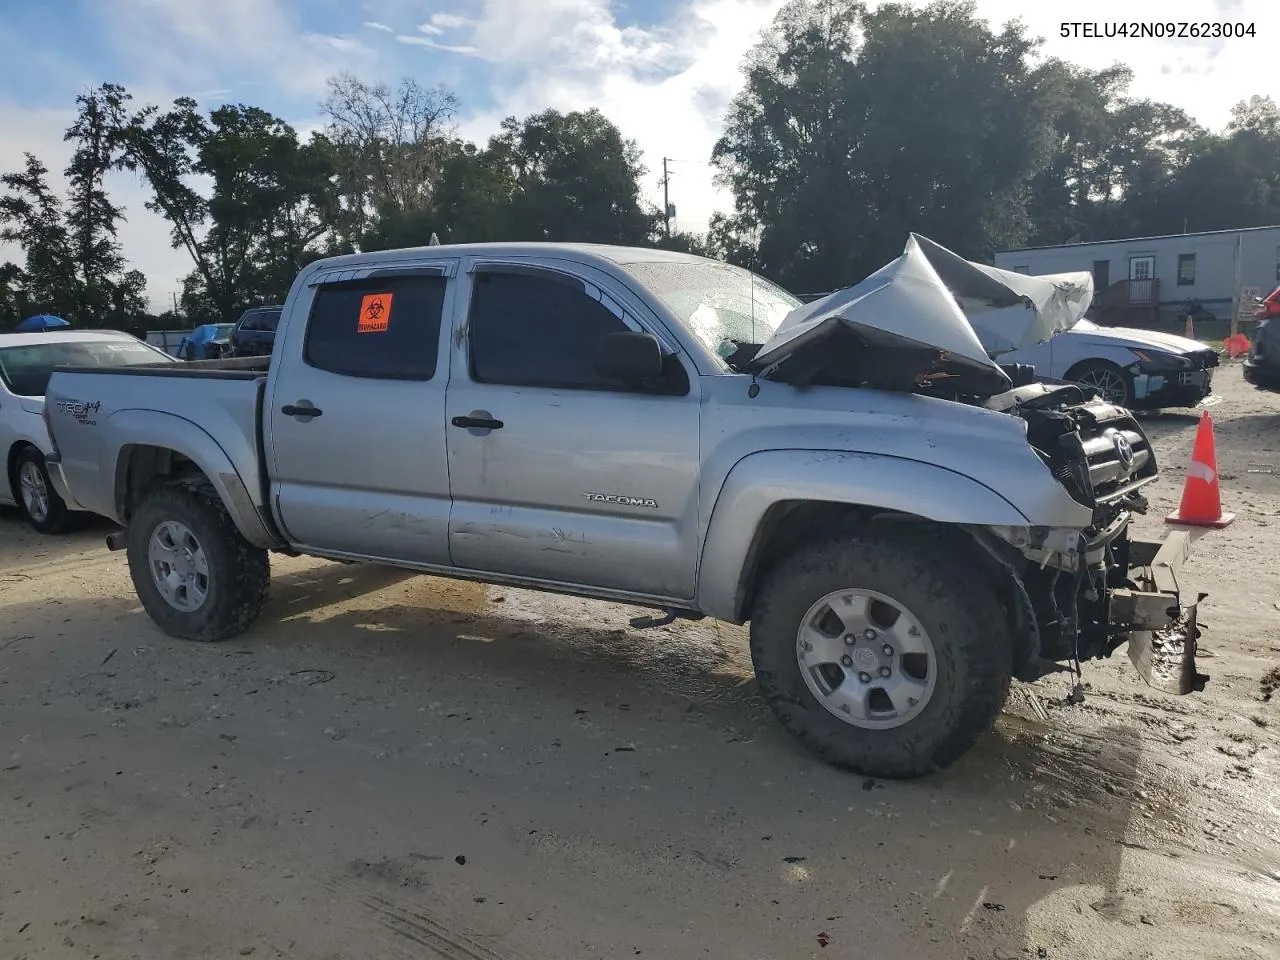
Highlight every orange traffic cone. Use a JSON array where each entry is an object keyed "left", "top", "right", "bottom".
[{"left": 1166, "top": 411, "right": 1234, "bottom": 528}]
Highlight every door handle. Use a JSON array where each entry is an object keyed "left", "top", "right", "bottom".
[
  {"left": 451, "top": 415, "right": 504, "bottom": 431},
  {"left": 281, "top": 402, "right": 323, "bottom": 419}
]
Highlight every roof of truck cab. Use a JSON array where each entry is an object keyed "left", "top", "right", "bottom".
[
  {"left": 0, "top": 329, "right": 146, "bottom": 348},
  {"left": 304, "top": 241, "right": 715, "bottom": 274}
]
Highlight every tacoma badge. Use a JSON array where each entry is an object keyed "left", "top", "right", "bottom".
[{"left": 584, "top": 493, "right": 659, "bottom": 508}]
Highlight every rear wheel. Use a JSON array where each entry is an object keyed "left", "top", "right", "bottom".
[
  {"left": 126, "top": 482, "right": 270, "bottom": 641},
  {"left": 1068, "top": 359, "right": 1133, "bottom": 407},
  {"left": 14, "top": 447, "right": 80, "bottom": 534},
  {"left": 749, "top": 529, "right": 1013, "bottom": 778}
]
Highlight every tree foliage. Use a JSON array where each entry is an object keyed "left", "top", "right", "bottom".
[
  {"left": 0, "top": 85, "right": 146, "bottom": 330},
  {"left": 714, "top": 0, "right": 1280, "bottom": 291}
]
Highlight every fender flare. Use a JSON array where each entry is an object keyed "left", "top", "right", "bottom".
[
  {"left": 695, "top": 449, "right": 1031, "bottom": 621},
  {"left": 108, "top": 410, "right": 276, "bottom": 549}
]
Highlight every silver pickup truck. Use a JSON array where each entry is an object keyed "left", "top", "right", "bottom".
[{"left": 42, "top": 239, "right": 1204, "bottom": 778}]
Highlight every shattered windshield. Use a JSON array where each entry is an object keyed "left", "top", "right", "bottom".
[{"left": 621, "top": 260, "right": 801, "bottom": 365}]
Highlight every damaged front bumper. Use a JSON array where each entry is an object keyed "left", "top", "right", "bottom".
[{"left": 1110, "top": 530, "right": 1208, "bottom": 695}]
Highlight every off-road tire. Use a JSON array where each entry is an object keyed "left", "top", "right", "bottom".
[
  {"left": 127, "top": 482, "right": 270, "bottom": 642},
  {"left": 13, "top": 446, "right": 83, "bottom": 534},
  {"left": 749, "top": 528, "right": 1013, "bottom": 778}
]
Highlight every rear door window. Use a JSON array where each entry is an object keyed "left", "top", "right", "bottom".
[{"left": 304, "top": 275, "right": 446, "bottom": 380}]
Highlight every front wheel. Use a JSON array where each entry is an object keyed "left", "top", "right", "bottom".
[
  {"left": 126, "top": 483, "right": 271, "bottom": 641},
  {"left": 749, "top": 529, "right": 1013, "bottom": 778},
  {"left": 1068, "top": 359, "right": 1133, "bottom": 407},
  {"left": 14, "top": 447, "right": 81, "bottom": 534}
]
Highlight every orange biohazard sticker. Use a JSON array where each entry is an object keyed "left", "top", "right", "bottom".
[{"left": 358, "top": 292, "right": 393, "bottom": 333}]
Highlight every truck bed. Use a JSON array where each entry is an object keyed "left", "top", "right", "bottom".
[
  {"left": 53, "top": 355, "right": 273, "bottom": 380},
  {"left": 45, "top": 356, "right": 272, "bottom": 528}
]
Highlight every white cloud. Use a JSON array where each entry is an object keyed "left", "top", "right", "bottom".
[
  {"left": 94, "top": 0, "right": 368, "bottom": 101},
  {"left": 453, "top": 0, "right": 786, "bottom": 235},
  {"left": 430, "top": 12, "right": 475, "bottom": 29},
  {"left": 419, "top": 22, "right": 445, "bottom": 35},
  {"left": 396, "top": 35, "right": 482, "bottom": 55},
  {"left": 363, "top": 20, "right": 395, "bottom": 32},
  {"left": 958, "top": 0, "right": 1280, "bottom": 131},
  {"left": 307, "top": 34, "right": 373, "bottom": 54}
]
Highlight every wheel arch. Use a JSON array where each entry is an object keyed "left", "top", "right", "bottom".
[
  {"left": 107, "top": 418, "right": 278, "bottom": 550},
  {"left": 695, "top": 449, "right": 1030, "bottom": 623},
  {"left": 1064, "top": 355, "right": 1127, "bottom": 380}
]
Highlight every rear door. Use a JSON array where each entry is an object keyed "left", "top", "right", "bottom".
[
  {"left": 444, "top": 261, "right": 701, "bottom": 602},
  {"left": 265, "top": 266, "right": 456, "bottom": 564}
]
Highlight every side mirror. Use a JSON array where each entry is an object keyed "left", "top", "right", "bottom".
[{"left": 594, "top": 331, "right": 665, "bottom": 385}]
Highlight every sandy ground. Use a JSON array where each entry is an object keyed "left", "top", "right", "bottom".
[{"left": 2, "top": 363, "right": 1279, "bottom": 960}]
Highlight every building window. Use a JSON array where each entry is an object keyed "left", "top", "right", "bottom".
[
  {"left": 1177, "top": 253, "right": 1196, "bottom": 286},
  {"left": 1012, "top": 265, "right": 1030, "bottom": 274}
]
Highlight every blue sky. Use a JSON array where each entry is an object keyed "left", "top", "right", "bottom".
[{"left": 1, "top": 0, "right": 1275, "bottom": 309}]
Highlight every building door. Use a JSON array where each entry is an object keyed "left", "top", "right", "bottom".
[
  {"left": 1092, "top": 259, "right": 1110, "bottom": 291},
  {"left": 1128, "top": 255, "right": 1155, "bottom": 303}
]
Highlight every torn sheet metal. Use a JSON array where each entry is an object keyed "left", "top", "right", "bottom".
[
  {"left": 749, "top": 235, "right": 1012, "bottom": 396},
  {"left": 749, "top": 233, "right": 1093, "bottom": 396},
  {"left": 909, "top": 234, "right": 1094, "bottom": 354}
]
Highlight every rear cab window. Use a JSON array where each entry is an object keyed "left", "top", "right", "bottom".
[{"left": 303, "top": 275, "right": 447, "bottom": 380}]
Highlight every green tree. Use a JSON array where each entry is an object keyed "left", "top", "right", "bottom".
[
  {"left": 63, "top": 83, "right": 132, "bottom": 319},
  {"left": 118, "top": 96, "right": 335, "bottom": 316},
  {"left": 0, "top": 261, "right": 27, "bottom": 330},
  {"left": 319, "top": 72, "right": 459, "bottom": 250},
  {"left": 715, "top": 0, "right": 1057, "bottom": 290},
  {"left": 1025, "top": 64, "right": 1202, "bottom": 245},
  {"left": 0, "top": 153, "right": 78, "bottom": 318},
  {"left": 485, "top": 108, "right": 657, "bottom": 244},
  {"left": 1142, "top": 95, "right": 1280, "bottom": 235}
]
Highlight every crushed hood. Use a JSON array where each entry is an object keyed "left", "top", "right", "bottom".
[
  {"left": 749, "top": 234, "right": 1093, "bottom": 397},
  {"left": 909, "top": 234, "right": 1093, "bottom": 355}
]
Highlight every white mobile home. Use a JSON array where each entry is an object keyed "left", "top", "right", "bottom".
[{"left": 995, "top": 225, "right": 1280, "bottom": 328}]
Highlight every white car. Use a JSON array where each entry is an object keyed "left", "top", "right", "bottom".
[
  {"left": 1, "top": 329, "right": 175, "bottom": 532},
  {"left": 995, "top": 319, "right": 1219, "bottom": 410}
]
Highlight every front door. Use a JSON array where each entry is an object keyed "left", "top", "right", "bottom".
[
  {"left": 444, "top": 264, "right": 701, "bottom": 602},
  {"left": 266, "top": 269, "right": 455, "bottom": 564},
  {"left": 1092, "top": 259, "right": 1110, "bottom": 291},
  {"left": 1128, "top": 255, "right": 1155, "bottom": 303}
]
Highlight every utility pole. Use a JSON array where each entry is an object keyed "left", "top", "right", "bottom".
[{"left": 662, "top": 157, "right": 671, "bottom": 239}]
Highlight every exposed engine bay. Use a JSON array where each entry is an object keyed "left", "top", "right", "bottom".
[{"left": 983, "top": 381, "right": 1205, "bottom": 696}]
